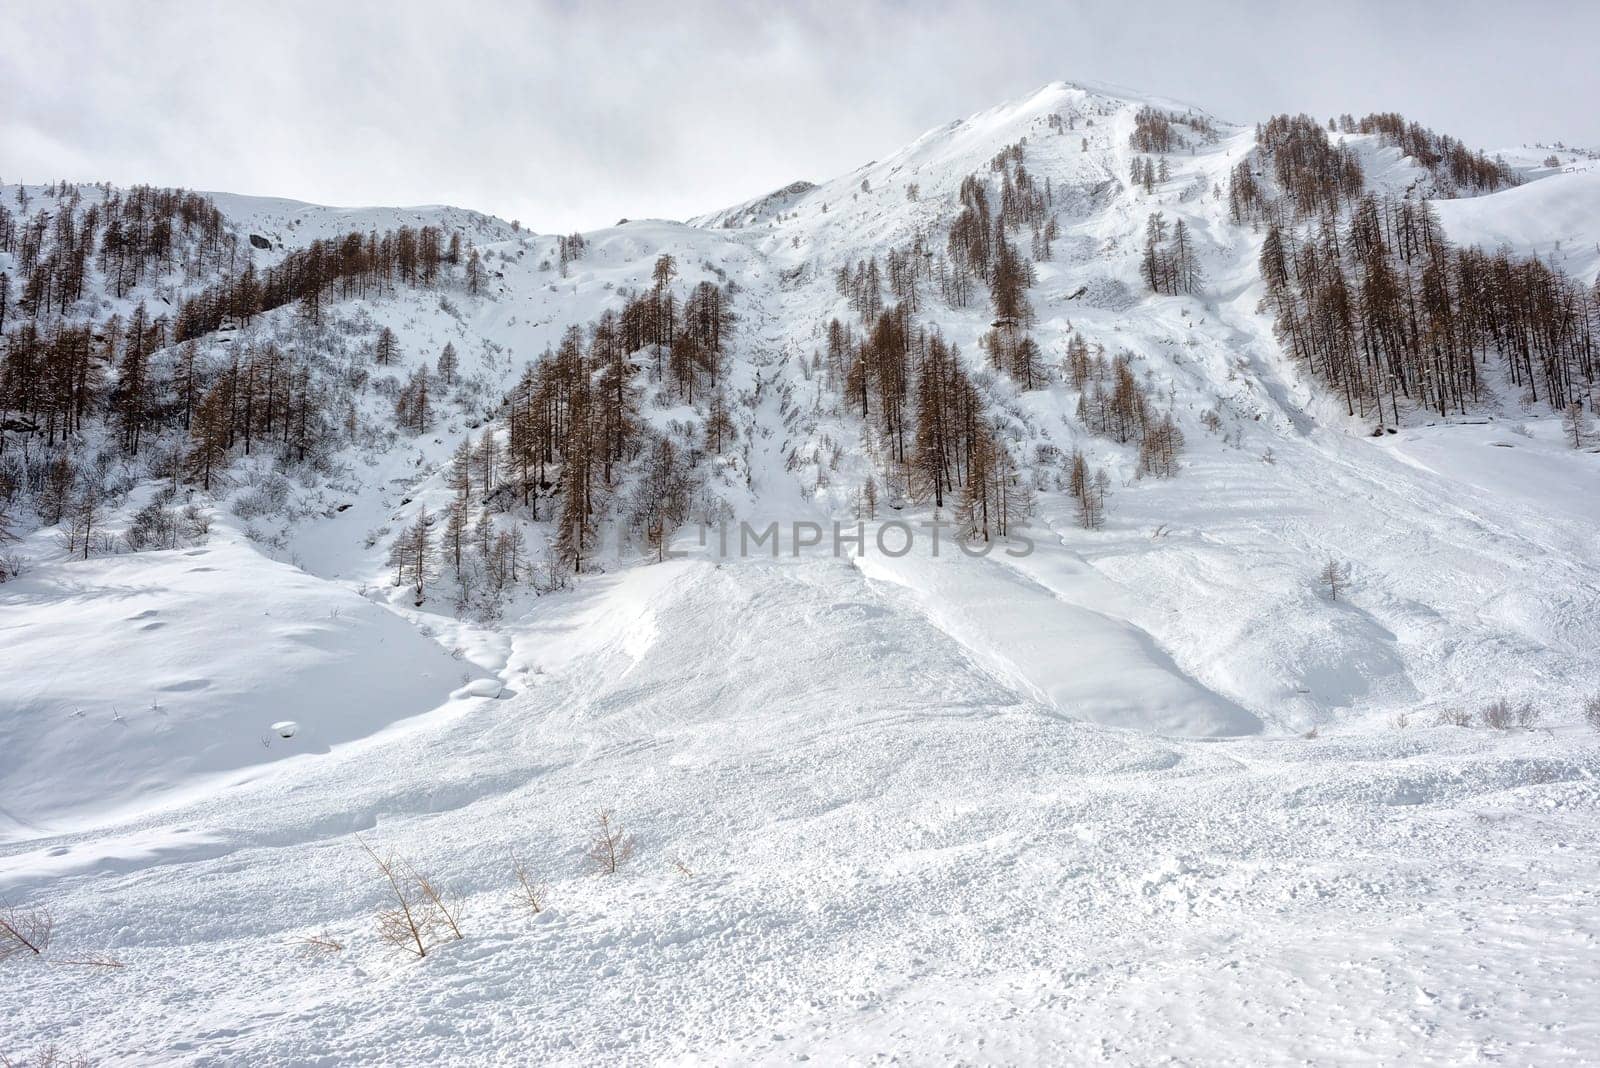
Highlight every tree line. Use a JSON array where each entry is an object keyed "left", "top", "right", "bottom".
[
  {"left": 1334, "top": 112, "right": 1518, "bottom": 195},
  {"left": 169, "top": 222, "right": 461, "bottom": 339},
  {"left": 1252, "top": 114, "right": 1367, "bottom": 220},
  {"left": 1261, "top": 194, "right": 1598, "bottom": 423}
]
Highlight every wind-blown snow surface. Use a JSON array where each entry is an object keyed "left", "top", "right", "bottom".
[
  {"left": 5, "top": 82, "right": 1600, "bottom": 1063},
  {"left": 0, "top": 530, "right": 490, "bottom": 838}
]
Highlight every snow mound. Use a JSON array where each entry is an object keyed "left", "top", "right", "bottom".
[
  {"left": 0, "top": 537, "right": 482, "bottom": 837},
  {"left": 858, "top": 544, "right": 1262, "bottom": 737},
  {"left": 1433, "top": 168, "right": 1600, "bottom": 283},
  {"left": 203, "top": 191, "right": 519, "bottom": 267},
  {"left": 692, "top": 179, "right": 818, "bottom": 229}
]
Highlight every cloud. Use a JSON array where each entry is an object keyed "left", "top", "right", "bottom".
[{"left": 3, "top": 0, "right": 1595, "bottom": 232}]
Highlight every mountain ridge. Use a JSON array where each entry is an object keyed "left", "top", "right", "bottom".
[{"left": 3, "top": 78, "right": 1600, "bottom": 1064}]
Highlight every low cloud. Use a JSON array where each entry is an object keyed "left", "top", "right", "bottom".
[{"left": 3, "top": 0, "right": 1593, "bottom": 232}]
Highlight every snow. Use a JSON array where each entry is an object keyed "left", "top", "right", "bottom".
[
  {"left": 1432, "top": 168, "right": 1600, "bottom": 283},
  {"left": 5, "top": 79, "right": 1600, "bottom": 1063},
  {"left": 0, "top": 531, "right": 487, "bottom": 839},
  {"left": 201, "top": 191, "right": 519, "bottom": 267},
  {"left": 6, "top": 546, "right": 1597, "bottom": 1062},
  {"left": 855, "top": 536, "right": 1263, "bottom": 736}
]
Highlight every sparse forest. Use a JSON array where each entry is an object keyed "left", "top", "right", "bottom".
[
  {"left": 8, "top": 74, "right": 1600, "bottom": 1067},
  {"left": 0, "top": 181, "right": 742, "bottom": 612},
  {"left": 1260, "top": 194, "right": 1597, "bottom": 421}
]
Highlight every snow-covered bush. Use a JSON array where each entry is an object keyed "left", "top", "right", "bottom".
[
  {"left": 1479, "top": 697, "right": 1538, "bottom": 730},
  {"left": 232, "top": 471, "right": 292, "bottom": 520},
  {"left": 1480, "top": 699, "right": 1514, "bottom": 729},
  {"left": 126, "top": 496, "right": 180, "bottom": 550},
  {"left": 0, "top": 551, "right": 26, "bottom": 584},
  {"left": 126, "top": 495, "right": 210, "bottom": 552}
]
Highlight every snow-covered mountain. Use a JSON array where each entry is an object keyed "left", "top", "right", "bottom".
[{"left": 3, "top": 81, "right": 1600, "bottom": 1063}]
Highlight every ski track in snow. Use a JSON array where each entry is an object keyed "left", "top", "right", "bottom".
[{"left": 4, "top": 81, "right": 1600, "bottom": 1064}]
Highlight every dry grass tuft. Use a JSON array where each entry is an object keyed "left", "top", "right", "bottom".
[{"left": 292, "top": 933, "right": 346, "bottom": 956}]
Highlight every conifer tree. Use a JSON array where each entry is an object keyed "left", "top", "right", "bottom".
[
  {"left": 556, "top": 382, "right": 595, "bottom": 573},
  {"left": 375, "top": 326, "right": 399, "bottom": 366},
  {"left": 442, "top": 500, "right": 468, "bottom": 575},
  {"left": 1076, "top": 469, "right": 1106, "bottom": 529},
  {"left": 959, "top": 431, "right": 992, "bottom": 540},
  {"left": 437, "top": 342, "right": 458, "bottom": 386},
  {"left": 114, "top": 303, "right": 150, "bottom": 454},
  {"left": 187, "top": 381, "right": 231, "bottom": 490},
  {"left": 476, "top": 428, "right": 500, "bottom": 498},
  {"left": 448, "top": 438, "right": 472, "bottom": 503},
  {"left": 69, "top": 488, "right": 99, "bottom": 560},
  {"left": 1563, "top": 401, "right": 1592, "bottom": 449},
  {"left": 1067, "top": 449, "right": 1088, "bottom": 501},
  {"left": 1142, "top": 213, "right": 1168, "bottom": 293},
  {"left": 704, "top": 390, "right": 735, "bottom": 453},
  {"left": 389, "top": 507, "right": 434, "bottom": 602}
]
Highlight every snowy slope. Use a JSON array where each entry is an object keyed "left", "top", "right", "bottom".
[
  {"left": 4, "top": 81, "right": 1600, "bottom": 1065},
  {"left": 686, "top": 81, "right": 1600, "bottom": 738},
  {"left": 0, "top": 529, "right": 492, "bottom": 838},
  {"left": 1431, "top": 166, "right": 1600, "bottom": 283},
  {"left": 6, "top": 541, "right": 1597, "bottom": 1063},
  {"left": 203, "top": 191, "right": 520, "bottom": 265}
]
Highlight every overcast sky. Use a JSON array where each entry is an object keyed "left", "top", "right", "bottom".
[{"left": 4, "top": 0, "right": 1596, "bottom": 233}]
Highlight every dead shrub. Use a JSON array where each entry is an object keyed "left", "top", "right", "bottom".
[
  {"left": 0, "top": 1045, "right": 92, "bottom": 1068},
  {"left": 1435, "top": 708, "right": 1472, "bottom": 728},
  {"left": 50, "top": 955, "right": 123, "bottom": 970},
  {"left": 410, "top": 867, "right": 463, "bottom": 942},
  {"left": 510, "top": 855, "right": 548, "bottom": 915},
  {"left": 292, "top": 933, "right": 345, "bottom": 956},
  {"left": 584, "top": 809, "right": 636, "bottom": 876},
  {"left": 0, "top": 903, "right": 122, "bottom": 972},
  {"left": 1480, "top": 698, "right": 1539, "bottom": 730},
  {"left": 357, "top": 835, "right": 462, "bottom": 959},
  {"left": 0, "top": 904, "right": 52, "bottom": 961},
  {"left": 1584, "top": 696, "right": 1600, "bottom": 733}
]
